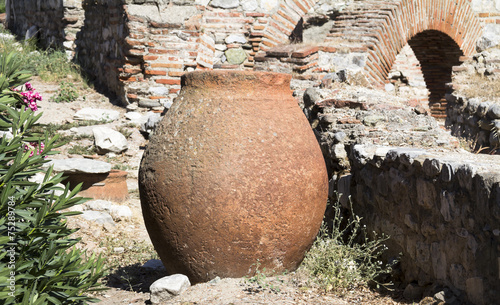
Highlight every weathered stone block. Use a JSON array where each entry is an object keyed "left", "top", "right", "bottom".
[
  {"left": 466, "top": 277, "right": 484, "bottom": 305},
  {"left": 416, "top": 178, "right": 436, "bottom": 209}
]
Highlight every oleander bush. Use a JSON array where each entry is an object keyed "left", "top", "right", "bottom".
[{"left": 0, "top": 51, "right": 105, "bottom": 304}]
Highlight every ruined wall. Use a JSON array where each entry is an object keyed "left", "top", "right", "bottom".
[
  {"left": 5, "top": 0, "right": 84, "bottom": 59},
  {"left": 5, "top": 0, "right": 489, "bottom": 110},
  {"left": 347, "top": 145, "right": 500, "bottom": 305}
]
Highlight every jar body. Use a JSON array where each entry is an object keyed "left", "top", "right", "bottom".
[{"left": 139, "top": 70, "right": 328, "bottom": 282}]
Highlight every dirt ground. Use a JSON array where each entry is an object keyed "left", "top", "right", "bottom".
[{"left": 29, "top": 77, "right": 417, "bottom": 305}]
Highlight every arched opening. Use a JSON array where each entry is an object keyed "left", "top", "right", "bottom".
[
  {"left": 405, "top": 30, "right": 463, "bottom": 117},
  {"left": 388, "top": 44, "right": 430, "bottom": 112}
]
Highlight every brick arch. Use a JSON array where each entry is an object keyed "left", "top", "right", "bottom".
[{"left": 258, "top": 0, "right": 482, "bottom": 85}]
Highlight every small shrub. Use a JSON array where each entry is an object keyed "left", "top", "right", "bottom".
[
  {"left": 300, "top": 198, "right": 395, "bottom": 293},
  {"left": 50, "top": 81, "right": 79, "bottom": 103},
  {"left": 67, "top": 144, "right": 96, "bottom": 155},
  {"left": 0, "top": 51, "right": 106, "bottom": 304}
]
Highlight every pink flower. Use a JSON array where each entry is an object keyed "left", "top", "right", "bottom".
[
  {"left": 24, "top": 142, "right": 45, "bottom": 157},
  {"left": 19, "top": 83, "right": 42, "bottom": 112}
]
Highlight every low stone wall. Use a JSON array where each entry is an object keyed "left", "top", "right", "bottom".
[
  {"left": 345, "top": 145, "right": 500, "bottom": 304},
  {"left": 445, "top": 93, "right": 500, "bottom": 152},
  {"left": 446, "top": 49, "right": 500, "bottom": 153}
]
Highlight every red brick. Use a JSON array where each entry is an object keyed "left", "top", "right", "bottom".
[
  {"left": 156, "top": 79, "right": 181, "bottom": 85},
  {"left": 169, "top": 88, "right": 181, "bottom": 94},
  {"left": 245, "top": 12, "right": 266, "bottom": 17},
  {"left": 151, "top": 63, "right": 183, "bottom": 69},
  {"left": 145, "top": 70, "right": 167, "bottom": 76},
  {"left": 143, "top": 55, "right": 159, "bottom": 61},
  {"left": 169, "top": 71, "right": 185, "bottom": 77},
  {"left": 150, "top": 21, "right": 181, "bottom": 29},
  {"left": 149, "top": 96, "right": 166, "bottom": 100},
  {"left": 292, "top": 46, "right": 319, "bottom": 58},
  {"left": 124, "top": 68, "right": 142, "bottom": 74},
  {"left": 319, "top": 46, "right": 337, "bottom": 53}
]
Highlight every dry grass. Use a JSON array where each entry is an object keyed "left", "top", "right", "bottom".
[{"left": 455, "top": 74, "right": 500, "bottom": 101}]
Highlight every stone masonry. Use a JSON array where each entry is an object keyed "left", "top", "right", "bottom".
[
  {"left": 5, "top": 0, "right": 495, "bottom": 115},
  {"left": 348, "top": 146, "right": 500, "bottom": 305}
]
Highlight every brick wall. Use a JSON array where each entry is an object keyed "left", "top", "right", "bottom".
[{"left": 5, "top": 0, "right": 488, "bottom": 113}]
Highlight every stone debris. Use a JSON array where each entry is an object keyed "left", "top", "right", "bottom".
[
  {"left": 140, "top": 112, "right": 162, "bottom": 137},
  {"left": 124, "top": 112, "right": 146, "bottom": 125},
  {"left": 93, "top": 126, "right": 128, "bottom": 154},
  {"left": 80, "top": 211, "right": 114, "bottom": 224},
  {"left": 150, "top": 274, "right": 191, "bottom": 304},
  {"left": 84, "top": 199, "right": 133, "bottom": 221},
  {"left": 74, "top": 108, "right": 120, "bottom": 122},
  {"left": 47, "top": 158, "right": 112, "bottom": 174}
]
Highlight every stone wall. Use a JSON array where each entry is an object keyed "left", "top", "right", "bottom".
[
  {"left": 347, "top": 145, "right": 500, "bottom": 305},
  {"left": 5, "top": 0, "right": 84, "bottom": 59},
  {"left": 6, "top": 0, "right": 487, "bottom": 110},
  {"left": 446, "top": 92, "right": 500, "bottom": 152},
  {"left": 446, "top": 49, "right": 500, "bottom": 152}
]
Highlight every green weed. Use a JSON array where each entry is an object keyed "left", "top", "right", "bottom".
[
  {"left": 50, "top": 81, "right": 79, "bottom": 103},
  {"left": 299, "top": 198, "right": 396, "bottom": 293},
  {"left": 67, "top": 144, "right": 96, "bottom": 155}
]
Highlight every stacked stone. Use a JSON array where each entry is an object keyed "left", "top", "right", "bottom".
[
  {"left": 6, "top": 0, "right": 84, "bottom": 58},
  {"left": 446, "top": 93, "right": 500, "bottom": 152},
  {"left": 349, "top": 145, "right": 500, "bottom": 305},
  {"left": 254, "top": 45, "right": 320, "bottom": 77}
]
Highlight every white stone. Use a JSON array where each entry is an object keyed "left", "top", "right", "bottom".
[
  {"left": 149, "top": 86, "right": 170, "bottom": 96},
  {"left": 195, "top": 0, "right": 211, "bottom": 5},
  {"left": 85, "top": 199, "right": 112, "bottom": 211},
  {"left": 109, "top": 205, "right": 133, "bottom": 220},
  {"left": 141, "top": 112, "right": 162, "bottom": 135},
  {"left": 74, "top": 108, "right": 120, "bottom": 122},
  {"left": 385, "top": 83, "right": 395, "bottom": 92},
  {"left": 126, "top": 103, "right": 138, "bottom": 112},
  {"left": 47, "top": 158, "right": 112, "bottom": 174},
  {"left": 260, "top": 0, "right": 278, "bottom": 12},
  {"left": 93, "top": 126, "right": 128, "bottom": 154},
  {"left": 241, "top": 0, "right": 258, "bottom": 10},
  {"left": 161, "top": 99, "right": 173, "bottom": 109},
  {"left": 150, "top": 274, "right": 191, "bottom": 304},
  {"left": 81, "top": 211, "right": 114, "bottom": 224},
  {"left": 124, "top": 112, "right": 148, "bottom": 125},
  {"left": 225, "top": 34, "right": 247, "bottom": 44},
  {"left": 127, "top": 5, "right": 198, "bottom": 24},
  {"left": 210, "top": 0, "right": 239, "bottom": 8},
  {"left": 477, "top": 24, "right": 500, "bottom": 51},
  {"left": 63, "top": 40, "right": 74, "bottom": 49}
]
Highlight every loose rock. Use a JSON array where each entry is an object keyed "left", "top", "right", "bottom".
[
  {"left": 93, "top": 126, "right": 128, "bottom": 154},
  {"left": 150, "top": 274, "right": 191, "bottom": 304},
  {"left": 47, "top": 158, "right": 112, "bottom": 174},
  {"left": 74, "top": 108, "right": 120, "bottom": 122}
]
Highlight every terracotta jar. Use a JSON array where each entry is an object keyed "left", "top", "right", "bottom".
[{"left": 139, "top": 70, "right": 327, "bottom": 283}]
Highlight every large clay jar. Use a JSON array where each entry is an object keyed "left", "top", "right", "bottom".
[{"left": 139, "top": 70, "right": 327, "bottom": 283}]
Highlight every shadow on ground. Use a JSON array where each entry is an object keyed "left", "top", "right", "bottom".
[{"left": 104, "top": 263, "right": 167, "bottom": 293}]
